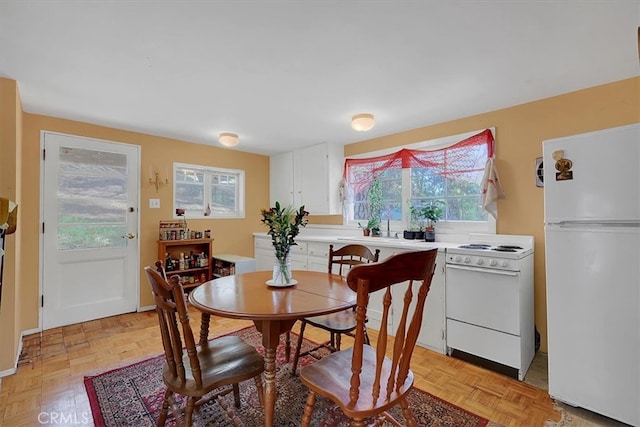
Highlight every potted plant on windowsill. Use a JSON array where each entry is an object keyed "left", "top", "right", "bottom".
[
  {"left": 421, "top": 201, "right": 444, "bottom": 242},
  {"left": 404, "top": 204, "right": 425, "bottom": 240},
  {"left": 370, "top": 221, "right": 381, "bottom": 237},
  {"left": 358, "top": 219, "right": 379, "bottom": 236},
  {"left": 367, "top": 177, "right": 383, "bottom": 237}
]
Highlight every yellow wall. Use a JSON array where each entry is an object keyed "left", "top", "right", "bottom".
[
  {"left": 344, "top": 77, "right": 640, "bottom": 352},
  {"left": 18, "top": 114, "right": 270, "bottom": 332},
  {"left": 0, "top": 78, "right": 22, "bottom": 371}
]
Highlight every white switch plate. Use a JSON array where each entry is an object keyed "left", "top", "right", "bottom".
[{"left": 149, "top": 198, "right": 160, "bottom": 208}]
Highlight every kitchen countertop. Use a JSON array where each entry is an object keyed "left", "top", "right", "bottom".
[{"left": 253, "top": 232, "right": 461, "bottom": 251}]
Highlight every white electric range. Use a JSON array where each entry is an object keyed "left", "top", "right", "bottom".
[{"left": 445, "top": 234, "right": 535, "bottom": 380}]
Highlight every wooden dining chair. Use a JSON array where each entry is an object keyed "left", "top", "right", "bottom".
[
  {"left": 298, "top": 249, "right": 438, "bottom": 426},
  {"left": 291, "top": 244, "right": 380, "bottom": 375},
  {"left": 155, "top": 259, "right": 168, "bottom": 279},
  {"left": 144, "top": 266, "right": 265, "bottom": 426}
]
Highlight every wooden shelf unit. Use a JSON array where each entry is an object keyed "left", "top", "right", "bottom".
[{"left": 157, "top": 238, "right": 214, "bottom": 289}]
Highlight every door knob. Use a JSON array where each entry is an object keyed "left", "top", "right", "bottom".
[{"left": 122, "top": 233, "right": 136, "bottom": 240}]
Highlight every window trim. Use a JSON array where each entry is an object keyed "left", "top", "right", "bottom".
[
  {"left": 344, "top": 128, "right": 496, "bottom": 236},
  {"left": 172, "top": 162, "right": 246, "bottom": 219}
]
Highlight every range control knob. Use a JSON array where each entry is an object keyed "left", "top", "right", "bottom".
[
  {"left": 454, "top": 256, "right": 462, "bottom": 262},
  {"left": 476, "top": 258, "right": 484, "bottom": 265},
  {"left": 501, "top": 260, "right": 509, "bottom": 267},
  {"left": 489, "top": 259, "right": 498, "bottom": 267},
  {"left": 464, "top": 256, "right": 471, "bottom": 264}
]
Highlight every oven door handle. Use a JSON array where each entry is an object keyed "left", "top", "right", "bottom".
[{"left": 446, "top": 264, "right": 519, "bottom": 276}]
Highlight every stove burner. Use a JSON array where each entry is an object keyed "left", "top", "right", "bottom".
[
  {"left": 459, "top": 244, "right": 491, "bottom": 249},
  {"left": 496, "top": 245, "right": 523, "bottom": 250},
  {"left": 492, "top": 247, "right": 517, "bottom": 252}
]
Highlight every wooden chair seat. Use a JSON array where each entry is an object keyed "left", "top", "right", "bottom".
[
  {"left": 299, "top": 249, "right": 438, "bottom": 426},
  {"left": 144, "top": 265, "right": 265, "bottom": 426},
  {"left": 163, "top": 335, "right": 265, "bottom": 397},
  {"left": 303, "top": 310, "right": 358, "bottom": 333},
  {"left": 300, "top": 345, "right": 413, "bottom": 418}
]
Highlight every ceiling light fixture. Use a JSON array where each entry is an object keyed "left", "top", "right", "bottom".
[
  {"left": 219, "top": 132, "right": 239, "bottom": 147},
  {"left": 351, "top": 113, "right": 375, "bottom": 131}
]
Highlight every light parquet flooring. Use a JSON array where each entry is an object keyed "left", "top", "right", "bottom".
[{"left": 0, "top": 308, "right": 561, "bottom": 427}]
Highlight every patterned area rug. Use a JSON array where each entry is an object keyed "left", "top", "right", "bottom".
[{"left": 85, "top": 326, "right": 491, "bottom": 426}]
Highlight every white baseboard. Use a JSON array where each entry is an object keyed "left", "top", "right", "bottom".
[
  {"left": 0, "top": 366, "right": 16, "bottom": 378},
  {"left": 0, "top": 327, "right": 41, "bottom": 378}
]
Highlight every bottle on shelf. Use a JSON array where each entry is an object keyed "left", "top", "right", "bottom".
[
  {"left": 179, "top": 252, "right": 185, "bottom": 270},
  {"left": 165, "top": 252, "right": 173, "bottom": 272}
]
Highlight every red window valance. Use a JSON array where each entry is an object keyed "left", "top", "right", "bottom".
[{"left": 343, "top": 129, "right": 494, "bottom": 195}]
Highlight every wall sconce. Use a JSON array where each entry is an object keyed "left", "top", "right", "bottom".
[
  {"left": 219, "top": 132, "right": 239, "bottom": 147},
  {"left": 351, "top": 113, "right": 375, "bottom": 131},
  {"left": 149, "top": 166, "right": 169, "bottom": 192}
]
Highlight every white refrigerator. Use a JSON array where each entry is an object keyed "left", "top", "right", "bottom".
[{"left": 543, "top": 123, "right": 640, "bottom": 426}]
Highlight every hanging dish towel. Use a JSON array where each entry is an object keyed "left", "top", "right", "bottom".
[{"left": 480, "top": 157, "right": 505, "bottom": 219}]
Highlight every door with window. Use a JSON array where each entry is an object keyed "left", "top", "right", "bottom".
[{"left": 42, "top": 132, "right": 139, "bottom": 329}]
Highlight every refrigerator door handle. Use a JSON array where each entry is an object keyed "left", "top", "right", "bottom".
[{"left": 557, "top": 220, "right": 640, "bottom": 228}]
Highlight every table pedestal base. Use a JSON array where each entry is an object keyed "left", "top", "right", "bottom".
[{"left": 253, "top": 319, "right": 296, "bottom": 427}]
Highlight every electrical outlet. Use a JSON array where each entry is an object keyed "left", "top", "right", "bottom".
[{"left": 149, "top": 198, "right": 160, "bottom": 209}]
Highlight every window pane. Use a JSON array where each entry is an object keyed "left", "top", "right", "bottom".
[
  {"left": 210, "top": 173, "right": 238, "bottom": 214},
  {"left": 379, "top": 169, "right": 402, "bottom": 220},
  {"left": 175, "top": 169, "right": 205, "bottom": 214},
  {"left": 445, "top": 170, "right": 485, "bottom": 221},
  {"left": 58, "top": 224, "right": 127, "bottom": 250},
  {"left": 411, "top": 168, "right": 445, "bottom": 198},
  {"left": 174, "top": 163, "right": 244, "bottom": 218},
  {"left": 447, "top": 196, "right": 487, "bottom": 221},
  {"left": 57, "top": 146, "right": 127, "bottom": 250}
]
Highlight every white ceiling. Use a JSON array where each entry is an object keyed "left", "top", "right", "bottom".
[{"left": 1, "top": 1, "right": 638, "bottom": 156}]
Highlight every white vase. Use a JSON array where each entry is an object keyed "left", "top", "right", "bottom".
[{"left": 272, "top": 254, "right": 292, "bottom": 285}]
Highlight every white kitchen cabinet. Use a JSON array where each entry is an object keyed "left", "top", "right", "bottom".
[
  {"left": 307, "top": 242, "right": 331, "bottom": 272},
  {"left": 394, "top": 251, "right": 445, "bottom": 354},
  {"left": 365, "top": 247, "right": 405, "bottom": 333},
  {"left": 270, "top": 142, "right": 343, "bottom": 214},
  {"left": 254, "top": 235, "right": 275, "bottom": 271},
  {"left": 254, "top": 234, "right": 308, "bottom": 271},
  {"left": 289, "top": 241, "right": 308, "bottom": 270},
  {"left": 348, "top": 245, "right": 446, "bottom": 354},
  {"left": 269, "top": 151, "right": 294, "bottom": 206}
]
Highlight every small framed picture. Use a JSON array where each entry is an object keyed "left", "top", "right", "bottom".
[{"left": 535, "top": 157, "right": 544, "bottom": 187}]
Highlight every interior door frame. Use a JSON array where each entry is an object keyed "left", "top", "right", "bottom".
[{"left": 38, "top": 130, "right": 141, "bottom": 330}]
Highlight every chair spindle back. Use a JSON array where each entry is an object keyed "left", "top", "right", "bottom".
[
  {"left": 345, "top": 249, "right": 438, "bottom": 406},
  {"left": 328, "top": 244, "right": 380, "bottom": 276},
  {"left": 144, "top": 266, "right": 202, "bottom": 387}
]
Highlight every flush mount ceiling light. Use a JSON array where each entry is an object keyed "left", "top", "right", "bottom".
[
  {"left": 351, "top": 113, "right": 375, "bottom": 131},
  {"left": 218, "top": 132, "right": 239, "bottom": 147}
]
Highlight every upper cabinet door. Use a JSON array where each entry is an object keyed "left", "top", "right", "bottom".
[
  {"left": 296, "top": 143, "right": 330, "bottom": 213},
  {"left": 270, "top": 142, "right": 343, "bottom": 215},
  {"left": 269, "top": 151, "right": 294, "bottom": 207}
]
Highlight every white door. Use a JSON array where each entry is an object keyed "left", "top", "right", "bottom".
[{"left": 41, "top": 132, "right": 139, "bottom": 329}]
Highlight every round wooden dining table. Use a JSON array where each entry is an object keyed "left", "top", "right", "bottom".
[{"left": 188, "top": 270, "right": 356, "bottom": 427}]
